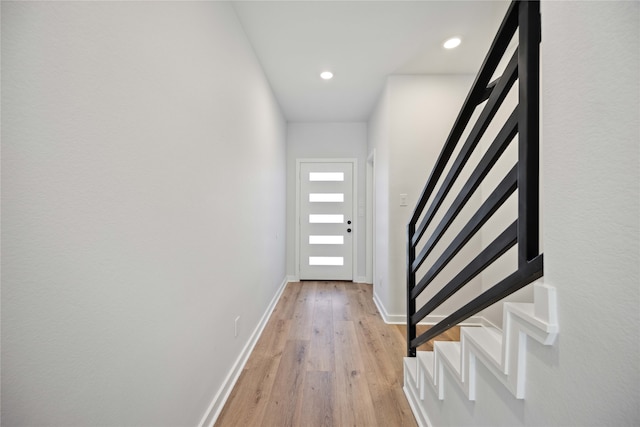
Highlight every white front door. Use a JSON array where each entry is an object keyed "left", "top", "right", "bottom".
[{"left": 299, "top": 161, "right": 354, "bottom": 281}]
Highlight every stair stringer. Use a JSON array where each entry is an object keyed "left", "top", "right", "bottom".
[{"left": 403, "top": 282, "right": 559, "bottom": 425}]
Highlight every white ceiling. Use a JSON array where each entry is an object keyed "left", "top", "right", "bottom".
[{"left": 232, "top": 1, "right": 510, "bottom": 122}]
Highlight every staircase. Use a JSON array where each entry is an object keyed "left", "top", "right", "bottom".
[
  {"left": 403, "top": 281, "right": 558, "bottom": 426},
  {"left": 402, "top": 3, "right": 552, "bottom": 424}
]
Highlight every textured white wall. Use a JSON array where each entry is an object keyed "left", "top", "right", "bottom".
[
  {"left": 286, "top": 122, "right": 368, "bottom": 280},
  {"left": 1, "top": 2, "right": 286, "bottom": 425},
  {"left": 528, "top": 0, "right": 639, "bottom": 424}
]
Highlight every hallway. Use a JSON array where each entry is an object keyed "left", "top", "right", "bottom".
[{"left": 215, "top": 282, "right": 417, "bottom": 426}]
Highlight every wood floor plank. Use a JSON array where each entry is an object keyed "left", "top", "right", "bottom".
[
  {"left": 260, "top": 339, "right": 309, "bottom": 427},
  {"left": 244, "top": 318, "right": 290, "bottom": 370},
  {"left": 288, "top": 282, "right": 316, "bottom": 340},
  {"left": 365, "top": 379, "right": 418, "bottom": 427},
  {"left": 352, "top": 282, "right": 379, "bottom": 318},
  {"left": 306, "top": 285, "right": 335, "bottom": 372},
  {"left": 331, "top": 282, "right": 352, "bottom": 321},
  {"left": 333, "top": 320, "right": 378, "bottom": 427},
  {"left": 370, "top": 315, "right": 410, "bottom": 382},
  {"left": 273, "top": 282, "right": 302, "bottom": 320},
  {"left": 356, "top": 320, "right": 415, "bottom": 426},
  {"left": 350, "top": 290, "right": 418, "bottom": 427},
  {"left": 332, "top": 320, "right": 365, "bottom": 371},
  {"left": 296, "top": 371, "right": 335, "bottom": 427},
  {"left": 355, "top": 315, "right": 399, "bottom": 386}
]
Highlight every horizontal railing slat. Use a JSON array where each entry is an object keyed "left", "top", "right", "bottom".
[
  {"left": 411, "top": 165, "right": 518, "bottom": 300},
  {"left": 411, "top": 48, "right": 519, "bottom": 247},
  {"left": 410, "top": 254, "right": 543, "bottom": 349},
  {"left": 411, "top": 221, "right": 518, "bottom": 325},
  {"left": 410, "top": 107, "right": 519, "bottom": 274}
]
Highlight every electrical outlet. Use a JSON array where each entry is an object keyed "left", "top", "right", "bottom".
[{"left": 234, "top": 316, "right": 240, "bottom": 337}]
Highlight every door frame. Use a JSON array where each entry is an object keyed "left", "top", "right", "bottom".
[{"left": 295, "top": 158, "right": 358, "bottom": 281}]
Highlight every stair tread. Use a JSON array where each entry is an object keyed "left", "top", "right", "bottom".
[
  {"left": 506, "top": 302, "right": 557, "bottom": 333},
  {"left": 462, "top": 326, "right": 503, "bottom": 365}
]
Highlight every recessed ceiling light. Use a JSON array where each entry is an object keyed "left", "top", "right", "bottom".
[
  {"left": 443, "top": 37, "right": 462, "bottom": 49},
  {"left": 320, "top": 71, "right": 334, "bottom": 80}
]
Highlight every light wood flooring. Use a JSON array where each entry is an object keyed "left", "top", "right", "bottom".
[
  {"left": 215, "top": 281, "right": 458, "bottom": 427},
  {"left": 394, "top": 323, "right": 460, "bottom": 352}
]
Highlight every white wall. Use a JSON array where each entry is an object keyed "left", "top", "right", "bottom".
[
  {"left": 368, "top": 75, "right": 482, "bottom": 319},
  {"left": 417, "top": 1, "right": 640, "bottom": 425},
  {"left": 368, "top": 86, "right": 391, "bottom": 312},
  {"left": 529, "top": 0, "right": 639, "bottom": 423},
  {"left": 1, "top": 2, "right": 286, "bottom": 426},
  {"left": 286, "top": 122, "right": 368, "bottom": 281}
]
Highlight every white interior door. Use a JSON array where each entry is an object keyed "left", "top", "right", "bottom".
[{"left": 299, "top": 162, "right": 353, "bottom": 280}]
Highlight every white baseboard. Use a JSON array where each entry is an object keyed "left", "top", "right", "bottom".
[
  {"left": 372, "top": 290, "right": 485, "bottom": 327},
  {"left": 478, "top": 316, "right": 500, "bottom": 329},
  {"left": 288, "top": 275, "right": 369, "bottom": 284},
  {"left": 372, "top": 290, "right": 398, "bottom": 324},
  {"left": 197, "top": 277, "right": 289, "bottom": 427},
  {"left": 422, "top": 315, "right": 485, "bottom": 327}
]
